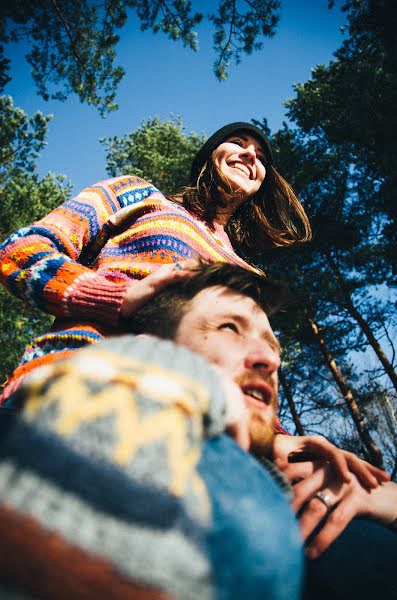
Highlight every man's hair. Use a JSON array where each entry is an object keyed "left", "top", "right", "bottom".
[{"left": 125, "top": 262, "right": 286, "bottom": 340}]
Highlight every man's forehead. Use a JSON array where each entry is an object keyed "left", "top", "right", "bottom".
[
  {"left": 193, "top": 285, "right": 267, "bottom": 320},
  {"left": 191, "top": 285, "right": 281, "bottom": 352}
]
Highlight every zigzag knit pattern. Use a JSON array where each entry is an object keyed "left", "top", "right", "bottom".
[
  {"left": 0, "top": 336, "right": 226, "bottom": 600},
  {"left": 0, "top": 175, "right": 260, "bottom": 401}
]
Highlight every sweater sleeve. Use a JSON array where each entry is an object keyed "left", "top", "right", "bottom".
[{"left": 0, "top": 176, "right": 160, "bottom": 326}]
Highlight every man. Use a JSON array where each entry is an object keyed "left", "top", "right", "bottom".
[
  {"left": 128, "top": 262, "right": 397, "bottom": 566},
  {"left": 0, "top": 263, "right": 396, "bottom": 599},
  {"left": 128, "top": 262, "right": 397, "bottom": 600}
]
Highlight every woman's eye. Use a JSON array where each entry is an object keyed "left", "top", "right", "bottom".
[
  {"left": 230, "top": 138, "right": 243, "bottom": 146},
  {"left": 219, "top": 322, "right": 239, "bottom": 333}
]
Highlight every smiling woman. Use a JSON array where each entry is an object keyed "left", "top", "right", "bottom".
[
  {"left": 211, "top": 133, "right": 267, "bottom": 218},
  {"left": 0, "top": 121, "right": 310, "bottom": 406},
  {"left": 171, "top": 121, "right": 312, "bottom": 251}
]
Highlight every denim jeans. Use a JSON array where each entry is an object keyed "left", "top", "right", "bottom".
[{"left": 198, "top": 435, "right": 303, "bottom": 600}]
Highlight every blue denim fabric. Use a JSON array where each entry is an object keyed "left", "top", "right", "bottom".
[
  {"left": 198, "top": 435, "right": 303, "bottom": 600},
  {"left": 304, "top": 517, "right": 397, "bottom": 600}
]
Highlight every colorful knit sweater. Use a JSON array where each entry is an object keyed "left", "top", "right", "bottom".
[
  {"left": 0, "top": 336, "right": 230, "bottom": 600},
  {"left": 0, "top": 175, "right": 260, "bottom": 401}
]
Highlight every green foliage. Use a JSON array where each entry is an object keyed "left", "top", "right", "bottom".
[
  {"left": 101, "top": 115, "right": 205, "bottom": 194},
  {"left": 0, "top": 94, "right": 72, "bottom": 238},
  {"left": 0, "top": 97, "right": 71, "bottom": 385},
  {"left": 286, "top": 0, "right": 397, "bottom": 274},
  {"left": 257, "top": 121, "right": 396, "bottom": 465},
  {"left": 0, "top": 171, "right": 72, "bottom": 241},
  {"left": 0, "top": 289, "right": 53, "bottom": 386},
  {"left": 1, "top": 1, "right": 281, "bottom": 114},
  {"left": 133, "top": 0, "right": 202, "bottom": 49},
  {"left": 209, "top": 0, "right": 280, "bottom": 80},
  {"left": 1, "top": 0, "right": 125, "bottom": 115},
  {"left": 0, "top": 95, "right": 51, "bottom": 186}
]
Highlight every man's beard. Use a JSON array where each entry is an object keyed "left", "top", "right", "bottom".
[
  {"left": 234, "top": 373, "right": 278, "bottom": 459},
  {"left": 248, "top": 408, "right": 276, "bottom": 459}
]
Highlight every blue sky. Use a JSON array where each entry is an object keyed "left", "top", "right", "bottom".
[{"left": 6, "top": 0, "right": 347, "bottom": 193}]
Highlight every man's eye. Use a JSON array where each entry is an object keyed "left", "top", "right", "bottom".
[
  {"left": 230, "top": 138, "right": 243, "bottom": 146},
  {"left": 219, "top": 322, "right": 239, "bottom": 333}
]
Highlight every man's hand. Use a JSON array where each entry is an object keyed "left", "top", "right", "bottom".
[
  {"left": 272, "top": 434, "right": 392, "bottom": 558},
  {"left": 273, "top": 434, "right": 389, "bottom": 489},
  {"left": 290, "top": 462, "right": 397, "bottom": 558}
]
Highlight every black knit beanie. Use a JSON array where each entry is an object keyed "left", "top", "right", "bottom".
[{"left": 190, "top": 121, "right": 273, "bottom": 184}]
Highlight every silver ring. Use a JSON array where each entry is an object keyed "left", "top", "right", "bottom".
[
  {"left": 314, "top": 490, "right": 332, "bottom": 509},
  {"left": 174, "top": 263, "right": 183, "bottom": 271}
]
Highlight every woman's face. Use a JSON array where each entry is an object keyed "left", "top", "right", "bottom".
[{"left": 212, "top": 133, "right": 267, "bottom": 201}]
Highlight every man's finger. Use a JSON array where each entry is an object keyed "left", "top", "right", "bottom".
[
  {"left": 298, "top": 489, "right": 336, "bottom": 541},
  {"left": 301, "top": 436, "right": 351, "bottom": 483},
  {"left": 291, "top": 468, "right": 330, "bottom": 513},
  {"left": 305, "top": 494, "right": 357, "bottom": 559},
  {"left": 275, "top": 460, "right": 315, "bottom": 484},
  {"left": 344, "top": 451, "right": 390, "bottom": 488}
]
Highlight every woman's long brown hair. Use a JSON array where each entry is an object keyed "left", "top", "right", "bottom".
[{"left": 169, "top": 157, "right": 312, "bottom": 254}]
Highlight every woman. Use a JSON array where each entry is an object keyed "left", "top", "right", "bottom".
[{"left": 0, "top": 121, "right": 311, "bottom": 402}]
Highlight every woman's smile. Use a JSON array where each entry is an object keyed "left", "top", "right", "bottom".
[{"left": 212, "top": 133, "right": 266, "bottom": 200}]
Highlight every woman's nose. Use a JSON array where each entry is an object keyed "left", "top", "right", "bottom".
[{"left": 240, "top": 144, "right": 256, "bottom": 160}]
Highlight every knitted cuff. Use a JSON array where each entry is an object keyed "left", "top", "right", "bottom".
[{"left": 63, "top": 272, "right": 132, "bottom": 327}]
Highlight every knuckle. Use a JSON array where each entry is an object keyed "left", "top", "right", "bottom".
[
  {"left": 312, "top": 434, "right": 327, "bottom": 445},
  {"left": 309, "top": 499, "right": 327, "bottom": 517},
  {"left": 327, "top": 507, "right": 346, "bottom": 526}
]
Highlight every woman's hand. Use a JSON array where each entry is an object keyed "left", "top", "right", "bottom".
[{"left": 120, "top": 260, "right": 198, "bottom": 318}]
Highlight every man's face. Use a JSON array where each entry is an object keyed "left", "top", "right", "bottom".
[{"left": 174, "top": 286, "right": 280, "bottom": 452}]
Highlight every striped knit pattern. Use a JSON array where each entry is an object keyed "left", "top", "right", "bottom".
[
  {"left": 0, "top": 336, "right": 229, "bottom": 600},
  {"left": 0, "top": 175, "right": 261, "bottom": 402}
]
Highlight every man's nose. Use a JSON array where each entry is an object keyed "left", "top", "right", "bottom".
[{"left": 244, "top": 340, "right": 280, "bottom": 374}]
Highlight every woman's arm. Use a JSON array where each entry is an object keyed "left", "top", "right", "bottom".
[{"left": 0, "top": 176, "right": 160, "bottom": 326}]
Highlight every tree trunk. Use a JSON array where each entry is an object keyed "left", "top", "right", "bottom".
[
  {"left": 309, "top": 318, "right": 384, "bottom": 468},
  {"left": 325, "top": 249, "right": 397, "bottom": 394},
  {"left": 278, "top": 367, "right": 306, "bottom": 435}
]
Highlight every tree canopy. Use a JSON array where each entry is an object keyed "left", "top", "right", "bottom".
[
  {"left": 286, "top": 0, "right": 397, "bottom": 275},
  {"left": 1, "top": 0, "right": 280, "bottom": 115},
  {"left": 101, "top": 115, "right": 205, "bottom": 193}
]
